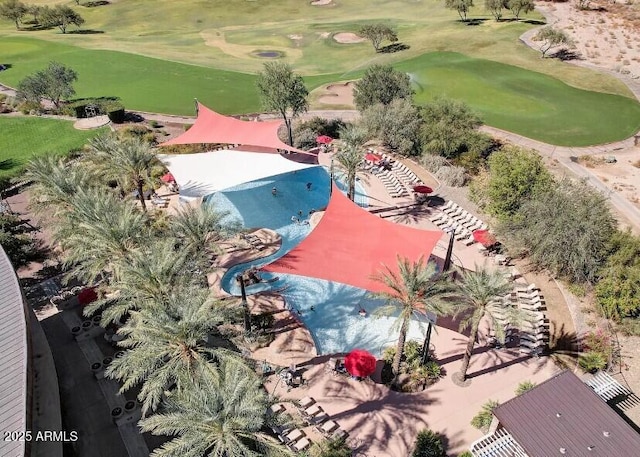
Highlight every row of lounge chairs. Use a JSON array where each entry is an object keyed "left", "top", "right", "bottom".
[
  {"left": 429, "top": 202, "right": 487, "bottom": 244},
  {"left": 239, "top": 233, "right": 265, "bottom": 251},
  {"left": 270, "top": 397, "right": 350, "bottom": 452},
  {"left": 373, "top": 168, "right": 410, "bottom": 198}
]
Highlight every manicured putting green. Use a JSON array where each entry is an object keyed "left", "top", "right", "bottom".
[
  {"left": 0, "top": 117, "right": 105, "bottom": 180},
  {"left": 2, "top": 38, "right": 639, "bottom": 146}
]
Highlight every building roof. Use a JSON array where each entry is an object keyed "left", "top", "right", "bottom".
[
  {"left": 0, "top": 246, "right": 28, "bottom": 457},
  {"left": 160, "top": 102, "right": 304, "bottom": 152},
  {"left": 263, "top": 184, "right": 444, "bottom": 293},
  {"left": 494, "top": 370, "right": 640, "bottom": 457},
  {"left": 158, "top": 150, "right": 320, "bottom": 199}
]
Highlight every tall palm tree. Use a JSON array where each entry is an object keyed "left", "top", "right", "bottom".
[
  {"left": 453, "top": 266, "right": 527, "bottom": 383},
  {"left": 54, "top": 187, "right": 149, "bottom": 285},
  {"left": 334, "top": 124, "right": 369, "bottom": 201},
  {"left": 83, "top": 238, "right": 198, "bottom": 325},
  {"left": 86, "top": 134, "right": 158, "bottom": 211},
  {"left": 106, "top": 288, "right": 239, "bottom": 415},
  {"left": 139, "top": 361, "right": 291, "bottom": 457},
  {"left": 370, "top": 256, "right": 456, "bottom": 383},
  {"left": 170, "top": 203, "right": 241, "bottom": 268},
  {"left": 22, "top": 156, "right": 94, "bottom": 218}
]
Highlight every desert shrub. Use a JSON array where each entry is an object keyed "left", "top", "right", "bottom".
[
  {"left": 412, "top": 429, "right": 446, "bottom": 457},
  {"left": 149, "top": 120, "right": 161, "bottom": 129},
  {"left": 458, "top": 452, "right": 473, "bottom": 457},
  {"left": 578, "top": 351, "right": 607, "bottom": 373},
  {"left": 617, "top": 318, "right": 640, "bottom": 336},
  {"left": 160, "top": 143, "right": 210, "bottom": 155},
  {"left": 421, "top": 154, "right": 449, "bottom": 173},
  {"left": 515, "top": 380, "right": 536, "bottom": 395},
  {"left": 471, "top": 400, "right": 499, "bottom": 433},
  {"left": 293, "top": 127, "right": 319, "bottom": 149},
  {"left": 309, "top": 436, "right": 351, "bottom": 457},
  {"left": 0, "top": 93, "right": 7, "bottom": 103},
  {"left": 434, "top": 165, "right": 467, "bottom": 187},
  {"left": 18, "top": 100, "right": 42, "bottom": 114},
  {"left": 119, "top": 125, "right": 156, "bottom": 144}
]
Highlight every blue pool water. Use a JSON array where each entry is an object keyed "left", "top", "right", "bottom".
[{"left": 207, "top": 166, "right": 428, "bottom": 356}]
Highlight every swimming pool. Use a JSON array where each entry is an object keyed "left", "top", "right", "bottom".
[{"left": 208, "top": 165, "right": 427, "bottom": 356}]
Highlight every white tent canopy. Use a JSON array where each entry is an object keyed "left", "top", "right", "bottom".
[{"left": 159, "top": 150, "right": 319, "bottom": 200}]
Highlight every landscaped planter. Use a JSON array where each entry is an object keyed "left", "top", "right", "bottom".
[
  {"left": 102, "top": 357, "right": 113, "bottom": 367},
  {"left": 90, "top": 362, "right": 102, "bottom": 372},
  {"left": 124, "top": 400, "right": 136, "bottom": 413},
  {"left": 111, "top": 407, "right": 123, "bottom": 423},
  {"left": 92, "top": 315, "right": 102, "bottom": 325},
  {"left": 71, "top": 326, "right": 82, "bottom": 336},
  {"left": 81, "top": 320, "right": 93, "bottom": 330}
]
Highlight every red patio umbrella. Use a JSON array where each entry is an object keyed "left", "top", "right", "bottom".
[
  {"left": 472, "top": 229, "right": 498, "bottom": 247},
  {"left": 78, "top": 288, "right": 98, "bottom": 306},
  {"left": 413, "top": 185, "right": 433, "bottom": 194},
  {"left": 364, "top": 153, "right": 383, "bottom": 163},
  {"left": 316, "top": 135, "right": 333, "bottom": 144},
  {"left": 344, "top": 349, "right": 377, "bottom": 378},
  {"left": 161, "top": 172, "right": 175, "bottom": 183}
]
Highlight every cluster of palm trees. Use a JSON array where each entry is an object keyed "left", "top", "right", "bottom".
[
  {"left": 24, "top": 134, "right": 292, "bottom": 456},
  {"left": 371, "top": 256, "right": 530, "bottom": 385}
]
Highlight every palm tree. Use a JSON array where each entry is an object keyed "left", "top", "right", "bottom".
[
  {"left": 334, "top": 124, "right": 369, "bottom": 201},
  {"left": 54, "top": 187, "right": 149, "bottom": 285},
  {"left": 453, "top": 266, "right": 527, "bottom": 383},
  {"left": 370, "top": 256, "right": 456, "bottom": 383},
  {"left": 170, "top": 203, "right": 241, "bottom": 268},
  {"left": 86, "top": 134, "right": 158, "bottom": 211},
  {"left": 22, "top": 156, "right": 94, "bottom": 218},
  {"left": 106, "top": 288, "right": 240, "bottom": 415},
  {"left": 83, "top": 238, "right": 198, "bottom": 325},
  {"left": 139, "top": 361, "right": 291, "bottom": 457}
]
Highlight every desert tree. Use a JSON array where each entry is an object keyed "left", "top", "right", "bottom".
[
  {"left": 533, "top": 26, "right": 573, "bottom": 58},
  {"left": 353, "top": 64, "right": 413, "bottom": 111},
  {"left": 445, "top": 0, "right": 474, "bottom": 21},
  {"left": 507, "top": 0, "right": 534, "bottom": 20},
  {"left": 41, "top": 5, "right": 84, "bottom": 34},
  {"left": 358, "top": 23, "right": 398, "bottom": 52},
  {"left": 0, "top": 0, "right": 27, "bottom": 29},
  {"left": 360, "top": 98, "right": 423, "bottom": 156},
  {"left": 256, "top": 61, "right": 308, "bottom": 146},
  {"left": 17, "top": 61, "right": 78, "bottom": 108},
  {"left": 485, "top": 0, "right": 508, "bottom": 21}
]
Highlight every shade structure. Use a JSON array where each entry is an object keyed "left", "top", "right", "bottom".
[
  {"left": 159, "top": 150, "right": 319, "bottom": 199},
  {"left": 160, "top": 172, "right": 175, "bottom": 183},
  {"left": 263, "top": 184, "right": 444, "bottom": 293},
  {"left": 344, "top": 349, "right": 377, "bottom": 377},
  {"left": 413, "top": 185, "right": 433, "bottom": 194},
  {"left": 161, "top": 102, "right": 304, "bottom": 153},
  {"left": 316, "top": 135, "right": 333, "bottom": 144},
  {"left": 364, "top": 153, "right": 383, "bottom": 163},
  {"left": 473, "top": 229, "right": 497, "bottom": 247}
]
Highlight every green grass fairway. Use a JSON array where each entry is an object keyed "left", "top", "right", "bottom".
[
  {"left": 391, "top": 53, "right": 640, "bottom": 146},
  {"left": 3, "top": 38, "right": 639, "bottom": 146},
  {"left": 0, "top": 117, "right": 105, "bottom": 181}
]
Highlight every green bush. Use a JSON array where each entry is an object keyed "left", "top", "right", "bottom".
[
  {"left": 471, "top": 400, "right": 499, "bottom": 433},
  {"left": 309, "top": 436, "right": 351, "bottom": 457},
  {"left": 458, "top": 452, "right": 473, "bottom": 457},
  {"left": 421, "top": 153, "right": 449, "bottom": 173},
  {"left": 434, "top": 165, "right": 467, "bottom": 187},
  {"left": 578, "top": 351, "right": 607, "bottom": 373},
  {"left": 515, "top": 380, "right": 536, "bottom": 396},
  {"left": 412, "top": 429, "right": 446, "bottom": 457},
  {"left": 18, "top": 100, "right": 42, "bottom": 114}
]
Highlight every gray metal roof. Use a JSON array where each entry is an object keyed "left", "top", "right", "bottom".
[
  {"left": 0, "top": 246, "right": 28, "bottom": 457},
  {"left": 494, "top": 370, "right": 640, "bottom": 457}
]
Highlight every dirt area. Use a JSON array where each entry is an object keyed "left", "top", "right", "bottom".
[
  {"left": 575, "top": 147, "right": 640, "bottom": 210},
  {"left": 310, "top": 0, "right": 333, "bottom": 5},
  {"left": 317, "top": 81, "right": 356, "bottom": 106},
  {"left": 332, "top": 32, "right": 365, "bottom": 44},
  {"left": 536, "top": 0, "right": 640, "bottom": 79}
]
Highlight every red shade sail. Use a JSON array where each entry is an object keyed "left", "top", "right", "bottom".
[
  {"left": 316, "top": 135, "right": 333, "bottom": 144},
  {"left": 160, "top": 172, "right": 175, "bottom": 183},
  {"left": 78, "top": 288, "right": 98, "bottom": 306},
  {"left": 344, "top": 349, "right": 377, "bottom": 377},
  {"left": 413, "top": 185, "right": 433, "bottom": 194},
  {"left": 161, "top": 102, "right": 304, "bottom": 152},
  {"left": 263, "top": 184, "right": 444, "bottom": 293},
  {"left": 473, "top": 229, "right": 497, "bottom": 247},
  {"left": 364, "top": 153, "right": 383, "bottom": 163}
]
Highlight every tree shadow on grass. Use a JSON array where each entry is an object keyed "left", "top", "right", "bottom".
[
  {"left": 21, "top": 24, "right": 55, "bottom": 31},
  {"left": 67, "top": 29, "right": 105, "bottom": 34},
  {"left": 0, "top": 63, "right": 12, "bottom": 71},
  {"left": 464, "top": 18, "right": 488, "bottom": 26},
  {"left": 523, "top": 19, "right": 546, "bottom": 25},
  {"left": 378, "top": 43, "right": 410, "bottom": 53},
  {"left": 84, "top": 0, "right": 110, "bottom": 7},
  {"left": 0, "top": 159, "right": 16, "bottom": 171}
]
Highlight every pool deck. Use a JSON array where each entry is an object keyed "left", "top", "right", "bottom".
[{"left": 203, "top": 152, "right": 563, "bottom": 456}]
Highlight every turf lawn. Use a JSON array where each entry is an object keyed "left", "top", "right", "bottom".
[
  {"left": 2, "top": 38, "right": 639, "bottom": 146},
  {"left": 0, "top": 117, "right": 106, "bottom": 181}
]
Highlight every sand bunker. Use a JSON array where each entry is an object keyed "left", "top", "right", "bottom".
[
  {"left": 333, "top": 32, "right": 365, "bottom": 44},
  {"left": 317, "top": 81, "right": 355, "bottom": 106},
  {"left": 311, "top": 0, "right": 332, "bottom": 5}
]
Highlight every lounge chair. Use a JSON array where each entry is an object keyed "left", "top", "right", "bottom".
[
  {"left": 293, "top": 438, "right": 311, "bottom": 451},
  {"left": 303, "top": 404, "right": 323, "bottom": 418},
  {"left": 318, "top": 420, "right": 339, "bottom": 436},
  {"left": 440, "top": 201, "right": 455, "bottom": 212},
  {"left": 298, "top": 397, "right": 315, "bottom": 409},
  {"left": 284, "top": 429, "right": 305, "bottom": 444},
  {"left": 516, "top": 283, "right": 538, "bottom": 293}
]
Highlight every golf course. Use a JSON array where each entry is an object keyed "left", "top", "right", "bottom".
[{"left": 1, "top": 0, "right": 640, "bottom": 146}]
